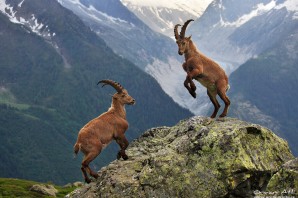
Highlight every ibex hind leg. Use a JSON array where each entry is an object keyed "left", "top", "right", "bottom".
[
  {"left": 217, "top": 81, "right": 231, "bottom": 118},
  {"left": 86, "top": 166, "right": 99, "bottom": 179},
  {"left": 218, "top": 93, "right": 230, "bottom": 117},
  {"left": 81, "top": 146, "right": 102, "bottom": 183},
  {"left": 81, "top": 165, "right": 91, "bottom": 184},
  {"left": 207, "top": 90, "right": 220, "bottom": 118}
]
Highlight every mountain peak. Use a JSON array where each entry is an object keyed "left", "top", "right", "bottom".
[
  {"left": 121, "top": 0, "right": 210, "bottom": 14},
  {"left": 217, "top": 0, "right": 298, "bottom": 28},
  {"left": 121, "top": 0, "right": 212, "bottom": 37},
  {"left": 66, "top": 116, "right": 295, "bottom": 197}
]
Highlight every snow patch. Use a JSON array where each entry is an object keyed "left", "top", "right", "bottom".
[
  {"left": 0, "top": 1, "right": 55, "bottom": 38},
  {"left": 220, "top": 1, "right": 277, "bottom": 27},
  {"left": 276, "top": 0, "right": 298, "bottom": 19},
  {"left": 219, "top": 0, "right": 298, "bottom": 27},
  {"left": 145, "top": 56, "right": 212, "bottom": 115},
  {"left": 0, "top": 2, "right": 21, "bottom": 24},
  {"left": 18, "top": 0, "right": 25, "bottom": 8},
  {"left": 276, "top": 0, "right": 298, "bottom": 11}
]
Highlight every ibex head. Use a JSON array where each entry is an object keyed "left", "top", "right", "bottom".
[
  {"left": 98, "top": 79, "right": 135, "bottom": 105},
  {"left": 174, "top": 19, "right": 194, "bottom": 55}
]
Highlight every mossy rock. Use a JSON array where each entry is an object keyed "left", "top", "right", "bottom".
[
  {"left": 264, "top": 158, "right": 298, "bottom": 196},
  {"left": 67, "top": 116, "right": 294, "bottom": 198}
]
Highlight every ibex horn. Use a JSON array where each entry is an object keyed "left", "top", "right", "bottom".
[
  {"left": 174, "top": 24, "right": 181, "bottom": 40},
  {"left": 97, "top": 79, "right": 123, "bottom": 93},
  {"left": 180, "top": 19, "right": 194, "bottom": 39}
]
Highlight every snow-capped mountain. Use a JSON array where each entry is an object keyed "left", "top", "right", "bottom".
[
  {"left": 120, "top": 0, "right": 212, "bottom": 38},
  {"left": 188, "top": 0, "right": 298, "bottom": 71},
  {"left": 57, "top": 0, "right": 174, "bottom": 70},
  {"left": 0, "top": 0, "right": 56, "bottom": 40},
  {"left": 0, "top": 0, "right": 76, "bottom": 68}
]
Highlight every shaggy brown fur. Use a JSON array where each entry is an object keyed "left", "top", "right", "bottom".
[
  {"left": 174, "top": 19, "right": 230, "bottom": 118},
  {"left": 74, "top": 80, "right": 135, "bottom": 183}
]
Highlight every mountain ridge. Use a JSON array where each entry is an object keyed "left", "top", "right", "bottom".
[{"left": 229, "top": 26, "right": 298, "bottom": 155}]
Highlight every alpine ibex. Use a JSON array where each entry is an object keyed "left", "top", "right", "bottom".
[
  {"left": 174, "top": 19, "right": 230, "bottom": 118},
  {"left": 74, "top": 80, "right": 135, "bottom": 183}
]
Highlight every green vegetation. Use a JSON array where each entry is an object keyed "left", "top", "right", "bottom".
[
  {"left": 0, "top": 178, "right": 75, "bottom": 197},
  {"left": 0, "top": 89, "right": 30, "bottom": 110},
  {"left": 0, "top": 104, "right": 81, "bottom": 184}
]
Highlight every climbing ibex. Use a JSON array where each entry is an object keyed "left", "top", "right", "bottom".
[
  {"left": 174, "top": 19, "right": 230, "bottom": 118},
  {"left": 74, "top": 80, "right": 135, "bottom": 183}
]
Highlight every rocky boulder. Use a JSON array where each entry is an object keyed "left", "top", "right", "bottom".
[
  {"left": 29, "top": 184, "right": 58, "bottom": 197},
  {"left": 67, "top": 116, "right": 295, "bottom": 198}
]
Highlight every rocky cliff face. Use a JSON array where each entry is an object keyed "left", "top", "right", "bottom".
[{"left": 67, "top": 116, "right": 296, "bottom": 198}]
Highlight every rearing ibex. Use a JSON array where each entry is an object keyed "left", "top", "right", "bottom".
[
  {"left": 74, "top": 79, "right": 135, "bottom": 183},
  {"left": 174, "top": 19, "right": 230, "bottom": 118}
]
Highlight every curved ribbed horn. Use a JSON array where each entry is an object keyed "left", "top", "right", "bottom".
[
  {"left": 97, "top": 79, "right": 123, "bottom": 93},
  {"left": 180, "top": 19, "right": 194, "bottom": 38},
  {"left": 174, "top": 24, "right": 181, "bottom": 40}
]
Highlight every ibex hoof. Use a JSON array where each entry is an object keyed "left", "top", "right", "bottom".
[
  {"left": 122, "top": 154, "right": 129, "bottom": 160},
  {"left": 190, "top": 91, "right": 196, "bottom": 98},
  {"left": 117, "top": 152, "right": 121, "bottom": 160},
  {"left": 85, "top": 177, "right": 91, "bottom": 184},
  {"left": 91, "top": 173, "right": 99, "bottom": 179},
  {"left": 117, "top": 152, "right": 128, "bottom": 160},
  {"left": 219, "top": 113, "right": 227, "bottom": 118}
]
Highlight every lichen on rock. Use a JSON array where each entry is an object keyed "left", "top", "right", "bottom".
[
  {"left": 266, "top": 158, "right": 298, "bottom": 196},
  {"left": 66, "top": 116, "right": 295, "bottom": 198}
]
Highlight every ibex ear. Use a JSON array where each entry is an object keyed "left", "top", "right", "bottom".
[
  {"left": 111, "top": 94, "right": 117, "bottom": 99},
  {"left": 187, "top": 35, "right": 192, "bottom": 40}
]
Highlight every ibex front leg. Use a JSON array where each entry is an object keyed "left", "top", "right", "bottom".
[
  {"left": 115, "top": 135, "right": 129, "bottom": 160},
  {"left": 183, "top": 63, "right": 200, "bottom": 98},
  {"left": 183, "top": 63, "right": 195, "bottom": 91},
  {"left": 184, "top": 76, "right": 196, "bottom": 98}
]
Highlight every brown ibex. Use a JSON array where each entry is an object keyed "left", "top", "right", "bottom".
[
  {"left": 74, "top": 80, "right": 135, "bottom": 183},
  {"left": 174, "top": 19, "right": 230, "bottom": 118}
]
